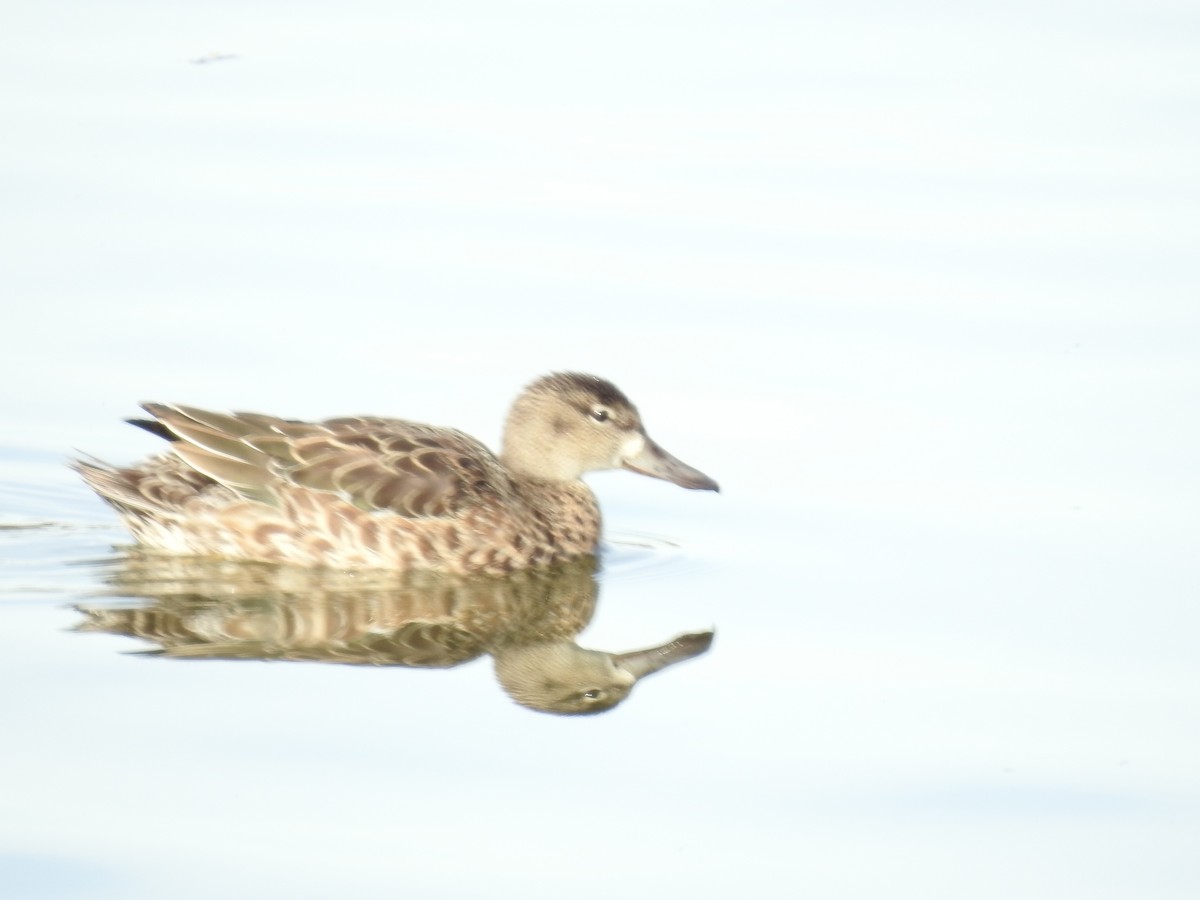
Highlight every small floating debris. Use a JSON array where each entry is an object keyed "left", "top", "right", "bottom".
[{"left": 189, "top": 53, "right": 239, "bottom": 65}]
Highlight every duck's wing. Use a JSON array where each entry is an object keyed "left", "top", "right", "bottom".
[{"left": 141, "top": 404, "right": 512, "bottom": 518}]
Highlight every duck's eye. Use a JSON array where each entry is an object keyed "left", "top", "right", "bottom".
[
  {"left": 583, "top": 689, "right": 602, "bottom": 700},
  {"left": 590, "top": 408, "right": 610, "bottom": 423}
]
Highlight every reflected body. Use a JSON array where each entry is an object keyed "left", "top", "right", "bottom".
[
  {"left": 75, "top": 373, "right": 717, "bottom": 574},
  {"left": 75, "top": 553, "right": 713, "bottom": 715}
]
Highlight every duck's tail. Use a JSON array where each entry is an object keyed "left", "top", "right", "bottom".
[{"left": 74, "top": 451, "right": 224, "bottom": 520}]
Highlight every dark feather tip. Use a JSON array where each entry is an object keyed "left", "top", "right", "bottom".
[{"left": 127, "top": 417, "right": 175, "bottom": 441}]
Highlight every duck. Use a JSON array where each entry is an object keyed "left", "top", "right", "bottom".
[{"left": 75, "top": 372, "right": 718, "bottom": 574}]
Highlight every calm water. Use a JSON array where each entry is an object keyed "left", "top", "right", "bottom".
[{"left": 3, "top": 2, "right": 1199, "bottom": 898}]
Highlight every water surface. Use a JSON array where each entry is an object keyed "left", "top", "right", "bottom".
[{"left": 3, "top": 2, "right": 1199, "bottom": 898}]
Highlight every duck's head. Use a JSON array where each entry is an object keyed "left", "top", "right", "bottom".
[
  {"left": 494, "top": 630, "right": 715, "bottom": 715},
  {"left": 500, "top": 372, "right": 719, "bottom": 490}
]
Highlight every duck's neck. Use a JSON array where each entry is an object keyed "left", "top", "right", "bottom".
[
  {"left": 499, "top": 446, "right": 583, "bottom": 482},
  {"left": 515, "top": 476, "right": 597, "bottom": 509}
]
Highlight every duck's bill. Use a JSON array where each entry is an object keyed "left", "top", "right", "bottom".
[
  {"left": 612, "top": 630, "right": 715, "bottom": 680},
  {"left": 622, "top": 436, "right": 720, "bottom": 492}
]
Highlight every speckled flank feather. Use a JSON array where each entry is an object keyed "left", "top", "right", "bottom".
[{"left": 75, "top": 372, "right": 717, "bottom": 574}]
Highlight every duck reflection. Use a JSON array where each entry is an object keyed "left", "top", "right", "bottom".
[{"left": 74, "top": 552, "right": 713, "bottom": 715}]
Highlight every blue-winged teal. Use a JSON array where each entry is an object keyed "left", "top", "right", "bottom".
[{"left": 75, "top": 372, "right": 718, "bottom": 574}]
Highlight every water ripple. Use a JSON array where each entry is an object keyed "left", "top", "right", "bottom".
[{"left": 599, "top": 530, "right": 706, "bottom": 583}]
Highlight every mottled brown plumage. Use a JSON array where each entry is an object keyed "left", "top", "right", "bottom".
[{"left": 75, "top": 372, "right": 718, "bottom": 574}]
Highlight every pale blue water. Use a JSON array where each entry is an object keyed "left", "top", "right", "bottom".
[{"left": 3, "top": 1, "right": 1199, "bottom": 897}]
